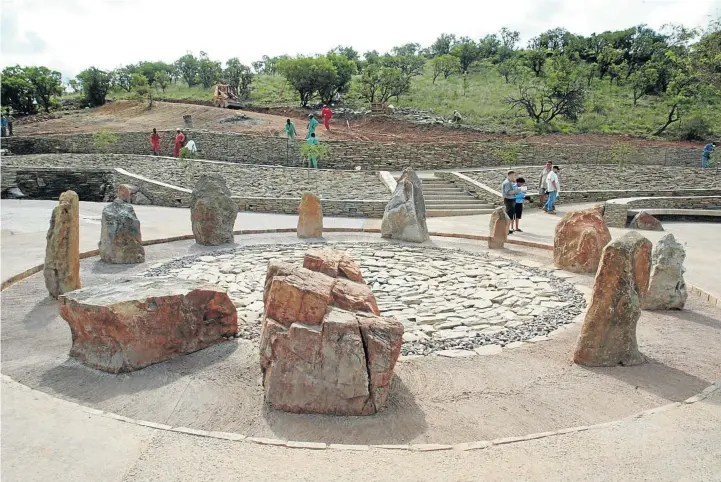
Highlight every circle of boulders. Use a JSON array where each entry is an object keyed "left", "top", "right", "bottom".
[{"left": 142, "top": 242, "right": 586, "bottom": 356}]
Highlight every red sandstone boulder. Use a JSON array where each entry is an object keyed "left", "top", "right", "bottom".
[
  {"left": 574, "top": 231, "right": 651, "bottom": 367},
  {"left": 303, "top": 248, "right": 365, "bottom": 283},
  {"left": 59, "top": 278, "right": 238, "bottom": 373},
  {"left": 554, "top": 207, "right": 612, "bottom": 273},
  {"left": 260, "top": 253, "right": 403, "bottom": 415},
  {"left": 629, "top": 211, "right": 664, "bottom": 231},
  {"left": 297, "top": 193, "right": 323, "bottom": 238},
  {"left": 488, "top": 206, "right": 510, "bottom": 249}
]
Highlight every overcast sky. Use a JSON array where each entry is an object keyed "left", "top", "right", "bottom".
[{"left": 2, "top": 0, "right": 720, "bottom": 80}]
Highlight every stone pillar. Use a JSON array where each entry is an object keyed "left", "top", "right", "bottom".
[
  {"left": 44, "top": 190, "right": 81, "bottom": 298},
  {"left": 297, "top": 192, "right": 323, "bottom": 238},
  {"left": 99, "top": 199, "right": 146, "bottom": 264},
  {"left": 381, "top": 168, "right": 429, "bottom": 243},
  {"left": 488, "top": 206, "right": 510, "bottom": 249},
  {"left": 642, "top": 233, "right": 687, "bottom": 310},
  {"left": 190, "top": 175, "right": 236, "bottom": 246},
  {"left": 574, "top": 231, "right": 652, "bottom": 367},
  {"left": 183, "top": 115, "right": 193, "bottom": 128}
]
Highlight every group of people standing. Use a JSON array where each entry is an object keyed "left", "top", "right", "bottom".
[
  {"left": 501, "top": 161, "right": 561, "bottom": 234},
  {"left": 148, "top": 128, "right": 197, "bottom": 157},
  {"left": 284, "top": 105, "right": 334, "bottom": 168}
]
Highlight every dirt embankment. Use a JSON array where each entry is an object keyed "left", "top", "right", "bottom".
[{"left": 12, "top": 100, "right": 702, "bottom": 147}]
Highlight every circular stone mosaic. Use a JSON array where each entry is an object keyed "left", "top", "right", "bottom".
[{"left": 142, "top": 242, "right": 586, "bottom": 356}]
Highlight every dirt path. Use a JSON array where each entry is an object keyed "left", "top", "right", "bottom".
[{"left": 13, "top": 100, "right": 702, "bottom": 147}]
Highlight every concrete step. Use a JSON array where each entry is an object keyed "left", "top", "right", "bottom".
[
  {"left": 427, "top": 208, "right": 496, "bottom": 217},
  {"left": 424, "top": 198, "right": 487, "bottom": 205},
  {"left": 425, "top": 203, "right": 494, "bottom": 210},
  {"left": 422, "top": 189, "right": 466, "bottom": 195},
  {"left": 423, "top": 195, "right": 478, "bottom": 201}
]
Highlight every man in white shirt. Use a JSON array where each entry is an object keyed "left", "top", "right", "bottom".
[
  {"left": 185, "top": 140, "right": 198, "bottom": 153},
  {"left": 538, "top": 161, "right": 552, "bottom": 209},
  {"left": 544, "top": 166, "right": 560, "bottom": 213}
]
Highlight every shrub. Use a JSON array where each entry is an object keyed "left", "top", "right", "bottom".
[
  {"left": 577, "top": 113, "right": 607, "bottom": 133},
  {"left": 178, "top": 147, "right": 197, "bottom": 159},
  {"left": 93, "top": 130, "right": 118, "bottom": 150},
  {"left": 676, "top": 115, "right": 712, "bottom": 141},
  {"left": 300, "top": 143, "right": 332, "bottom": 161}
]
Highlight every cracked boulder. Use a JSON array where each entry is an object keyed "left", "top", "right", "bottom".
[
  {"left": 574, "top": 231, "right": 651, "bottom": 367},
  {"left": 554, "top": 206, "right": 612, "bottom": 273},
  {"left": 260, "top": 251, "right": 403, "bottom": 415},
  {"left": 381, "top": 168, "right": 429, "bottom": 243},
  {"left": 190, "top": 175, "right": 237, "bottom": 246},
  {"left": 99, "top": 199, "right": 145, "bottom": 264},
  {"left": 44, "top": 190, "right": 81, "bottom": 298},
  {"left": 59, "top": 278, "right": 238, "bottom": 373}
]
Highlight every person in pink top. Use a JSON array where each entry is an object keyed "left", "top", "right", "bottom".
[
  {"left": 173, "top": 128, "right": 185, "bottom": 157},
  {"left": 321, "top": 105, "right": 333, "bottom": 131},
  {"left": 150, "top": 128, "right": 161, "bottom": 156}
]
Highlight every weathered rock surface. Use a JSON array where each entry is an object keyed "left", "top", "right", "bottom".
[
  {"left": 554, "top": 206, "right": 612, "bottom": 273},
  {"left": 190, "top": 175, "right": 236, "bottom": 246},
  {"left": 381, "top": 168, "right": 429, "bottom": 243},
  {"left": 99, "top": 199, "right": 145, "bottom": 264},
  {"left": 117, "top": 184, "right": 151, "bottom": 205},
  {"left": 629, "top": 211, "right": 664, "bottom": 231},
  {"left": 59, "top": 278, "right": 238, "bottom": 373},
  {"left": 44, "top": 190, "right": 81, "bottom": 298},
  {"left": 488, "top": 206, "right": 510, "bottom": 249},
  {"left": 574, "top": 231, "right": 651, "bottom": 367},
  {"left": 303, "top": 248, "right": 365, "bottom": 283},
  {"left": 260, "top": 254, "right": 403, "bottom": 415},
  {"left": 642, "top": 233, "right": 687, "bottom": 310},
  {"left": 297, "top": 193, "right": 323, "bottom": 238}
]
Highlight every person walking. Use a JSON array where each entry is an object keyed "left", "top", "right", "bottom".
[
  {"left": 173, "top": 128, "right": 185, "bottom": 157},
  {"left": 150, "top": 128, "right": 161, "bottom": 156},
  {"left": 0, "top": 115, "right": 8, "bottom": 138},
  {"left": 538, "top": 161, "right": 552, "bottom": 209},
  {"left": 501, "top": 170, "right": 522, "bottom": 234},
  {"left": 702, "top": 142, "right": 716, "bottom": 168},
  {"left": 306, "top": 133, "right": 319, "bottom": 168},
  {"left": 307, "top": 114, "right": 318, "bottom": 139},
  {"left": 543, "top": 166, "right": 560, "bottom": 214},
  {"left": 285, "top": 119, "right": 297, "bottom": 139},
  {"left": 321, "top": 105, "right": 333, "bottom": 131}
]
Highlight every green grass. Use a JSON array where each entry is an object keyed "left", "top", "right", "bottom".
[{"left": 68, "top": 65, "right": 721, "bottom": 139}]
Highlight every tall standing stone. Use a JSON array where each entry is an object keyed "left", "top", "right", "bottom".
[
  {"left": 488, "top": 206, "right": 510, "bottom": 249},
  {"left": 554, "top": 206, "right": 612, "bottom": 273},
  {"left": 381, "top": 168, "right": 430, "bottom": 243},
  {"left": 642, "top": 233, "right": 688, "bottom": 310},
  {"left": 44, "top": 190, "right": 81, "bottom": 298},
  {"left": 297, "top": 192, "right": 323, "bottom": 238},
  {"left": 574, "top": 231, "right": 652, "bottom": 367},
  {"left": 99, "top": 199, "right": 145, "bottom": 264},
  {"left": 190, "top": 175, "right": 236, "bottom": 246}
]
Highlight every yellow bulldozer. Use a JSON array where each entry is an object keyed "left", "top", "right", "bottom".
[{"left": 213, "top": 84, "right": 242, "bottom": 109}]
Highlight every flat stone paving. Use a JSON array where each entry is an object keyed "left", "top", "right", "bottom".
[{"left": 143, "top": 242, "right": 585, "bottom": 356}]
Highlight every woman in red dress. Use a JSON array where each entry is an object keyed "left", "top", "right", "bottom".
[
  {"left": 173, "top": 128, "right": 185, "bottom": 157},
  {"left": 150, "top": 128, "right": 161, "bottom": 155}
]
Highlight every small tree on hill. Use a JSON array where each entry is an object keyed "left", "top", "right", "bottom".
[
  {"left": 24, "top": 66, "right": 63, "bottom": 112},
  {"left": 77, "top": 67, "right": 112, "bottom": 107},
  {"left": 429, "top": 54, "right": 461, "bottom": 83},
  {"left": 197, "top": 52, "right": 222, "bottom": 89},
  {"left": 176, "top": 53, "right": 199, "bottom": 87},
  {"left": 359, "top": 64, "right": 410, "bottom": 103},
  {"left": 155, "top": 70, "right": 170, "bottom": 92}
]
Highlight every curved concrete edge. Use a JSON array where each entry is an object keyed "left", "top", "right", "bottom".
[
  {"left": 2, "top": 373, "right": 718, "bottom": 452},
  {"left": 0, "top": 227, "right": 552, "bottom": 291}
]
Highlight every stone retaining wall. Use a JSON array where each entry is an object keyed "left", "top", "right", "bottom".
[
  {"left": 3, "top": 131, "right": 703, "bottom": 170},
  {"left": 2, "top": 167, "right": 115, "bottom": 201},
  {"left": 603, "top": 196, "right": 721, "bottom": 227}
]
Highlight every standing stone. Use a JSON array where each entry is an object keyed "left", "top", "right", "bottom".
[
  {"left": 117, "top": 184, "right": 138, "bottom": 203},
  {"left": 190, "top": 175, "right": 236, "bottom": 246},
  {"left": 183, "top": 115, "right": 193, "bottom": 128},
  {"left": 297, "top": 193, "right": 323, "bottom": 238},
  {"left": 574, "top": 232, "right": 652, "bottom": 367},
  {"left": 381, "top": 168, "right": 429, "bottom": 243},
  {"left": 629, "top": 211, "right": 664, "bottom": 231},
  {"left": 554, "top": 206, "right": 612, "bottom": 273},
  {"left": 642, "top": 234, "right": 687, "bottom": 310},
  {"left": 44, "top": 190, "right": 81, "bottom": 298},
  {"left": 488, "top": 206, "right": 510, "bottom": 249},
  {"left": 99, "top": 199, "right": 145, "bottom": 264}
]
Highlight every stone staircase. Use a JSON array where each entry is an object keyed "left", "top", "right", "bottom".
[{"left": 420, "top": 178, "right": 495, "bottom": 217}]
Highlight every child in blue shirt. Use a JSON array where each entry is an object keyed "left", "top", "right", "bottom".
[{"left": 513, "top": 177, "right": 526, "bottom": 232}]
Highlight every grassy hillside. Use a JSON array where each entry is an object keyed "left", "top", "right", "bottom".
[{"left": 98, "top": 63, "right": 720, "bottom": 139}]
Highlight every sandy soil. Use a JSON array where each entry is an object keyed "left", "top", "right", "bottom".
[
  {"left": 12, "top": 100, "right": 702, "bottom": 147},
  {"left": 2, "top": 236, "right": 719, "bottom": 446}
]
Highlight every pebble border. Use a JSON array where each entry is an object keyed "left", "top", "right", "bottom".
[
  {"left": 2, "top": 228, "right": 720, "bottom": 451},
  {"left": 2, "top": 374, "right": 718, "bottom": 452}
]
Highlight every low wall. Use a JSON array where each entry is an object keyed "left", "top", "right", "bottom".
[
  {"left": 2, "top": 167, "right": 115, "bottom": 201},
  {"left": 3, "top": 131, "right": 703, "bottom": 170},
  {"left": 604, "top": 196, "right": 721, "bottom": 227}
]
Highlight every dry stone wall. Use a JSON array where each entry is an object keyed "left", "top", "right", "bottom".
[
  {"left": 3, "top": 131, "right": 703, "bottom": 170},
  {"left": 604, "top": 196, "right": 721, "bottom": 227}
]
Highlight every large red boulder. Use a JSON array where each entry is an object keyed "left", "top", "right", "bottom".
[
  {"left": 554, "top": 206, "right": 612, "bottom": 273},
  {"left": 260, "top": 252, "right": 403, "bottom": 415},
  {"left": 303, "top": 248, "right": 365, "bottom": 283},
  {"left": 574, "top": 231, "right": 651, "bottom": 367},
  {"left": 59, "top": 278, "right": 238, "bottom": 373},
  {"left": 629, "top": 211, "right": 664, "bottom": 231}
]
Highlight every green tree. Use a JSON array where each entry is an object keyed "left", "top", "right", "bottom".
[
  {"left": 155, "top": 70, "right": 170, "bottom": 92},
  {"left": 277, "top": 56, "right": 337, "bottom": 106},
  {"left": 391, "top": 43, "right": 422, "bottom": 57},
  {"left": 450, "top": 37, "right": 481, "bottom": 73},
  {"left": 498, "top": 57, "right": 522, "bottom": 83},
  {"left": 24, "top": 66, "right": 63, "bottom": 112},
  {"left": 653, "top": 52, "right": 701, "bottom": 135},
  {"left": 430, "top": 33, "right": 457, "bottom": 57},
  {"left": 429, "top": 54, "right": 461, "bottom": 83},
  {"left": 691, "top": 17, "right": 720, "bottom": 94},
  {"left": 224, "top": 57, "right": 254, "bottom": 98},
  {"left": 629, "top": 65, "right": 659, "bottom": 104},
  {"left": 197, "top": 51, "right": 222, "bottom": 89},
  {"left": 359, "top": 64, "right": 410, "bottom": 103},
  {"left": 77, "top": 67, "right": 112, "bottom": 107},
  {"left": 322, "top": 52, "right": 356, "bottom": 101},
  {"left": 251, "top": 60, "right": 265, "bottom": 73},
  {"left": 523, "top": 48, "right": 547, "bottom": 76},
  {"left": 112, "top": 65, "right": 135, "bottom": 92},
  {"left": 1, "top": 66, "right": 36, "bottom": 113},
  {"left": 176, "top": 53, "right": 199, "bottom": 87}
]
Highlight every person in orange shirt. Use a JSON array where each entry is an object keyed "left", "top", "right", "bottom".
[
  {"left": 150, "top": 128, "right": 161, "bottom": 156},
  {"left": 321, "top": 105, "right": 333, "bottom": 131},
  {"left": 173, "top": 128, "right": 185, "bottom": 157}
]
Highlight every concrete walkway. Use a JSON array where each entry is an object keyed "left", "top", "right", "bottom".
[{"left": 1, "top": 199, "right": 720, "bottom": 481}]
